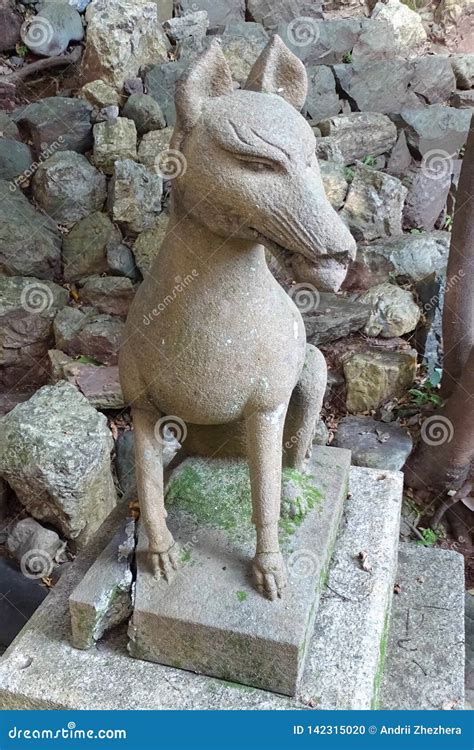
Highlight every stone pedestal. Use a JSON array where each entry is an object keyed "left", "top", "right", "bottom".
[{"left": 128, "top": 447, "right": 350, "bottom": 696}]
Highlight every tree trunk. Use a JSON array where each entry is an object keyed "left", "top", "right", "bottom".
[{"left": 441, "top": 114, "right": 474, "bottom": 398}]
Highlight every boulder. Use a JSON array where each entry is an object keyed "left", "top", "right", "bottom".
[
  {"left": 450, "top": 54, "right": 474, "bottom": 89},
  {"left": 317, "top": 113, "right": 397, "bottom": 165},
  {"left": 386, "top": 130, "right": 412, "bottom": 176},
  {"left": 122, "top": 94, "right": 166, "bottom": 136},
  {"left": 7, "top": 518, "right": 66, "bottom": 571},
  {"left": 414, "top": 271, "right": 444, "bottom": 375},
  {"left": 247, "top": 0, "right": 322, "bottom": 31},
  {"left": 355, "top": 282, "right": 421, "bottom": 338},
  {"left": 303, "top": 292, "right": 371, "bottom": 346},
  {"left": 411, "top": 56, "right": 456, "bottom": 105},
  {"left": 0, "top": 0, "right": 22, "bottom": 52},
  {"left": 341, "top": 164, "right": 407, "bottom": 242},
  {"left": 305, "top": 66, "right": 341, "bottom": 123},
  {"left": 17, "top": 97, "right": 93, "bottom": 155},
  {"left": 278, "top": 18, "right": 362, "bottom": 66},
  {"left": 319, "top": 161, "right": 348, "bottom": 210},
  {"left": 20, "top": 0, "right": 83, "bottom": 56},
  {"left": 351, "top": 19, "right": 398, "bottom": 62},
  {"left": 108, "top": 159, "right": 163, "bottom": 233},
  {"left": 219, "top": 21, "right": 269, "bottom": 85},
  {"left": 334, "top": 58, "right": 414, "bottom": 115},
  {"left": 334, "top": 415, "right": 412, "bottom": 470},
  {"left": 137, "top": 127, "right": 174, "bottom": 173},
  {"left": 106, "top": 242, "right": 138, "bottom": 280},
  {"left": 0, "top": 180, "right": 62, "bottom": 279},
  {"left": 0, "top": 382, "right": 117, "bottom": 547},
  {"left": 343, "top": 348, "right": 417, "bottom": 413},
  {"left": 371, "top": 0, "right": 427, "bottom": 54},
  {"left": 61, "top": 361, "right": 124, "bottom": 409},
  {"left": 0, "top": 111, "right": 20, "bottom": 140},
  {"left": 314, "top": 136, "right": 344, "bottom": 163},
  {"left": 144, "top": 61, "right": 188, "bottom": 126},
  {"left": 53, "top": 306, "right": 124, "bottom": 365},
  {"left": 0, "top": 275, "right": 68, "bottom": 390},
  {"left": 451, "top": 90, "right": 474, "bottom": 108},
  {"left": 62, "top": 211, "right": 122, "bottom": 282},
  {"left": 0, "top": 138, "right": 32, "bottom": 183},
  {"left": 163, "top": 10, "right": 209, "bottom": 44},
  {"left": 341, "top": 252, "right": 395, "bottom": 293},
  {"left": 78, "top": 275, "right": 135, "bottom": 317},
  {"left": 82, "top": 0, "right": 170, "bottom": 90},
  {"left": 93, "top": 118, "right": 137, "bottom": 175},
  {"left": 174, "top": 0, "right": 244, "bottom": 29},
  {"left": 396, "top": 105, "right": 472, "bottom": 157},
  {"left": 132, "top": 213, "right": 168, "bottom": 275},
  {"left": 403, "top": 164, "right": 451, "bottom": 232},
  {"left": 32, "top": 151, "right": 106, "bottom": 224},
  {"left": 359, "top": 231, "right": 450, "bottom": 282},
  {"left": 80, "top": 80, "right": 121, "bottom": 109}
]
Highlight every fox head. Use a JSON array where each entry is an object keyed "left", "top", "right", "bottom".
[{"left": 170, "top": 35, "right": 356, "bottom": 292}]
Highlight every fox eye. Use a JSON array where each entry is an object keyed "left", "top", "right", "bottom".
[{"left": 247, "top": 161, "right": 271, "bottom": 172}]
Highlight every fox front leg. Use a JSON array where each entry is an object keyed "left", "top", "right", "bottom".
[
  {"left": 132, "top": 407, "right": 181, "bottom": 581},
  {"left": 245, "top": 406, "right": 288, "bottom": 600}
]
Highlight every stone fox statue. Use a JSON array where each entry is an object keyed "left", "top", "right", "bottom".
[{"left": 119, "top": 36, "right": 356, "bottom": 600}]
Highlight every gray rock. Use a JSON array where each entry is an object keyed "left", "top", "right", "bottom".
[
  {"left": 303, "top": 292, "right": 371, "bottom": 345},
  {"left": 334, "top": 58, "right": 414, "bottom": 115},
  {"left": 341, "top": 252, "right": 395, "bottom": 293},
  {"left": 122, "top": 94, "right": 166, "bottom": 136},
  {"left": 80, "top": 79, "right": 120, "bottom": 109},
  {"left": 318, "top": 113, "right": 397, "bottom": 165},
  {"left": 68, "top": 0, "right": 91, "bottom": 10},
  {"left": 451, "top": 89, "right": 474, "bottom": 108},
  {"left": 137, "top": 127, "right": 173, "bottom": 173},
  {"left": 0, "top": 275, "right": 68, "bottom": 390},
  {"left": 0, "top": 111, "right": 20, "bottom": 140},
  {"left": 341, "top": 164, "right": 407, "bottom": 242},
  {"left": 403, "top": 164, "right": 451, "bottom": 232},
  {"left": 335, "top": 415, "right": 412, "bottom": 470},
  {"left": 315, "top": 136, "right": 344, "bottom": 163},
  {"left": 115, "top": 429, "right": 136, "bottom": 500},
  {"left": 78, "top": 275, "right": 135, "bottom": 317},
  {"left": 69, "top": 517, "right": 134, "bottom": 649},
  {"left": 7, "top": 517, "right": 67, "bottom": 571},
  {"left": 344, "top": 348, "right": 417, "bottom": 413},
  {"left": 381, "top": 545, "right": 465, "bottom": 710},
  {"left": 351, "top": 19, "right": 398, "bottom": 62},
  {"left": 319, "top": 161, "right": 348, "bottom": 209},
  {"left": 0, "top": 179, "right": 62, "bottom": 279},
  {"left": 106, "top": 242, "right": 138, "bottom": 280},
  {"left": 278, "top": 18, "right": 361, "bottom": 66},
  {"left": 20, "top": 1, "right": 83, "bottom": 57},
  {"left": 0, "top": 381, "right": 117, "bottom": 548},
  {"left": 93, "top": 117, "right": 137, "bottom": 175},
  {"left": 61, "top": 361, "right": 124, "bottom": 410},
  {"left": 174, "top": 0, "right": 244, "bottom": 29},
  {"left": 396, "top": 105, "right": 472, "bottom": 157},
  {"left": 32, "top": 151, "right": 106, "bottom": 224},
  {"left": 450, "top": 53, "right": 474, "bottom": 90},
  {"left": 123, "top": 77, "right": 144, "bottom": 96},
  {"left": 132, "top": 213, "right": 168, "bottom": 276},
  {"left": 17, "top": 97, "right": 93, "bottom": 155},
  {"left": 411, "top": 56, "right": 456, "bottom": 104},
  {"left": 163, "top": 10, "right": 209, "bottom": 44},
  {"left": 62, "top": 211, "right": 122, "bottom": 282},
  {"left": 108, "top": 159, "right": 162, "bottom": 234},
  {"left": 247, "top": 0, "right": 322, "bottom": 31},
  {"left": 304, "top": 66, "right": 341, "bottom": 123},
  {"left": 364, "top": 231, "right": 450, "bottom": 281},
  {"left": 355, "top": 282, "right": 420, "bottom": 338},
  {"left": 219, "top": 21, "right": 269, "bottom": 85},
  {"left": 371, "top": 0, "right": 427, "bottom": 54},
  {"left": 53, "top": 306, "right": 124, "bottom": 365},
  {"left": 0, "top": 557, "right": 48, "bottom": 648},
  {"left": 414, "top": 270, "right": 444, "bottom": 375},
  {"left": 0, "top": 137, "right": 32, "bottom": 181},
  {"left": 0, "top": 0, "right": 22, "bottom": 52},
  {"left": 145, "top": 61, "right": 188, "bottom": 126},
  {"left": 386, "top": 129, "right": 412, "bottom": 176},
  {"left": 81, "top": 0, "right": 170, "bottom": 91}
]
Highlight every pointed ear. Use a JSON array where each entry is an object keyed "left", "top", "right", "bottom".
[
  {"left": 244, "top": 35, "right": 308, "bottom": 111},
  {"left": 175, "top": 40, "right": 234, "bottom": 133}
]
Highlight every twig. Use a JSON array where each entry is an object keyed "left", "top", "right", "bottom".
[{"left": 3, "top": 46, "right": 82, "bottom": 84}]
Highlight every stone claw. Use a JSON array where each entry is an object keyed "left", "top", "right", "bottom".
[
  {"left": 149, "top": 542, "right": 181, "bottom": 582},
  {"left": 251, "top": 552, "right": 287, "bottom": 601}
]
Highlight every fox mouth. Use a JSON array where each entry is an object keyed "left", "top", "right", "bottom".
[{"left": 249, "top": 227, "right": 324, "bottom": 261}]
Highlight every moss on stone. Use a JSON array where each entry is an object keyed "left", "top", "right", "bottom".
[{"left": 236, "top": 591, "right": 248, "bottom": 602}]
